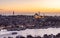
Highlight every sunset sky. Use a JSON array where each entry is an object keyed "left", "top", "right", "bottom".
[{"left": 0, "top": 0, "right": 60, "bottom": 15}]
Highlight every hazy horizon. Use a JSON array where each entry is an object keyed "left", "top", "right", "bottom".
[{"left": 0, "top": 11, "right": 60, "bottom": 16}]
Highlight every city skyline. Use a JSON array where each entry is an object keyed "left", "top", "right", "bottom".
[{"left": 0, "top": 0, "right": 60, "bottom": 15}]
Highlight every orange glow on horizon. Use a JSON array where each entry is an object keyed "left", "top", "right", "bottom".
[
  {"left": 1, "top": 8, "right": 60, "bottom": 13},
  {"left": 0, "top": 0, "right": 60, "bottom": 14}
]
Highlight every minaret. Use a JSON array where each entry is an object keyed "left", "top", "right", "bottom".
[
  {"left": 13, "top": 11, "right": 14, "bottom": 15},
  {"left": 38, "top": 11, "right": 40, "bottom": 16},
  {"left": 43, "top": 13, "right": 45, "bottom": 16}
]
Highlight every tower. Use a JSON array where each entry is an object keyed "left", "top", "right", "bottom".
[
  {"left": 13, "top": 11, "right": 14, "bottom": 15},
  {"left": 38, "top": 11, "right": 40, "bottom": 16}
]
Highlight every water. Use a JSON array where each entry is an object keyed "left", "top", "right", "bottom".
[{"left": 0, "top": 28, "right": 60, "bottom": 38}]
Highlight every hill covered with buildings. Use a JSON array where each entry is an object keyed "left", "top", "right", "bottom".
[{"left": 0, "top": 13, "right": 60, "bottom": 31}]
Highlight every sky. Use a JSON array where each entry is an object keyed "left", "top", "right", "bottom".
[{"left": 0, "top": 0, "right": 60, "bottom": 15}]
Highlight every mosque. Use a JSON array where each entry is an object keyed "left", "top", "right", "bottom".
[{"left": 34, "top": 12, "right": 45, "bottom": 19}]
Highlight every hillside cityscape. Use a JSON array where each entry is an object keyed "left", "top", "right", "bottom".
[
  {"left": 0, "top": 12, "right": 60, "bottom": 31},
  {"left": 1, "top": 0, "right": 60, "bottom": 38}
]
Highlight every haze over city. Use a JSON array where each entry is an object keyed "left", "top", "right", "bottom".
[{"left": 0, "top": 0, "right": 60, "bottom": 15}]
